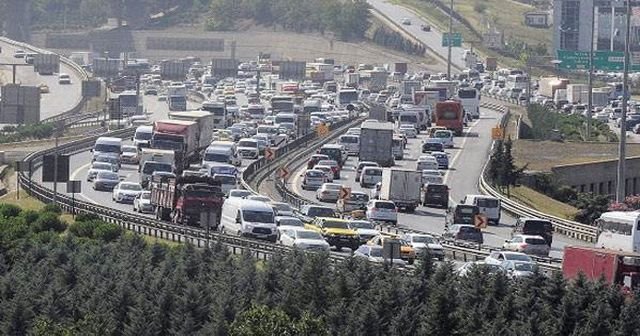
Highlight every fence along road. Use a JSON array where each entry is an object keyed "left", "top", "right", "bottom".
[{"left": 0, "top": 38, "right": 85, "bottom": 121}]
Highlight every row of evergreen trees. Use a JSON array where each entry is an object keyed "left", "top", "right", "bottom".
[
  {"left": 487, "top": 137, "right": 524, "bottom": 197},
  {"left": 1, "top": 202, "right": 640, "bottom": 335},
  {"left": 371, "top": 27, "right": 427, "bottom": 57},
  {"left": 207, "top": 0, "right": 371, "bottom": 41}
]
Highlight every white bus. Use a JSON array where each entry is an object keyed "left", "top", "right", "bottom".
[
  {"left": 457, "top": 87, "right": 480, "bottom": 119},
  {"left": 596, "top": 211, "right": 640, "bottom": 253},
  {"left": 506, "top": 74, "right": 528, "bottom": 91},
  {"left": 201, "top": 101, "right": 228, "bottom": 128}
]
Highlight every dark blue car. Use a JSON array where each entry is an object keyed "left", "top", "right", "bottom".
[{"left": 431, "top": 151, "right": 449, "bottom": 169}]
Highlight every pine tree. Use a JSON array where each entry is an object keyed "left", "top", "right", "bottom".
[
  {"left": 488, "top": 140, "right": 505, "bottom": 189},
  {"left": 613, "top": 292, "right": 640, "bottom": 336},
  {"left": 418, "top": 263, "right": 458, "bottom": 336}
]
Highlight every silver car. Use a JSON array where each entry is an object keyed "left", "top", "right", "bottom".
[
  {"left": 316, "top": 183, "right": 342, "bottom": 202},
  {"left": 133, "top": 191, "right": 154, "bottom": 213}
]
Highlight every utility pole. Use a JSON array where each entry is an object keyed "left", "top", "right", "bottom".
[
  {"left": 586, "top": 3, "right": 596, "bottom": 140},
  {"left": 447, "top": 0, "right": 453, "bottom": 79},
  {"left": 616, "top": 0, "right": 632, "bottom": 202}
]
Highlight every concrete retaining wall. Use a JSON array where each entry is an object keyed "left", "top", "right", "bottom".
[{"left": 552, "top": 157, "right": 640, "bottom": 196}]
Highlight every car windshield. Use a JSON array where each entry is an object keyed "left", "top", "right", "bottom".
[
  {"left": 323, "top": 220, "right": 348, "bottom": 229},
  {"left": 271, "top": 203, "right": 293, "bottom": 212},
  {"left": 506, "top": 254, "right": 532, "bottom": 262},
  {"left": 512, "top": 262, "right": 535, "bottom": 272},
  {"left": 92, "top": 163, "right": 112, "bottom": 170},
  {"left": 135, "top": 132, "right": 152, "bottom": 141},
  {"left": 427, "top": 185, "right": 448, "bottom": 192},
  {"left": 95, "top": 144, "right": 120, "bottom": 153},
  {"left": 340, "top": 136, "right": 358, "bottom": 143},
  {"left": 324, "top": 184, "right": 342, "bottom": 190},
  {"left": 140, "top": 192, "right": 151, "bottom": 199},
  {"left": 122, "top": 147, "right": 137, "bottom": 153},
  {"left": 350, "top": 193, "right": 369, "bottom": 202},
  {"left": 368, "top": 247, "right": 383, "bottom": 257},
  {"left": 230, "top": 190, "right": 251, "bottom": 197},
  {"left": 523, "top": 220, "right": 553, "bottom": 232},
  {"left": 434, "top": 131, "right": 450, "bottom": 138},
  {"left": 350, "top": 220, "right": 374, "bottom": 229},
  {"left": 143, "top": 162, "right": 172, "bottom": 174},
  {"left": 374, "top": 202, "right": 395, "bottom": 209},
  {"left": 296, "top": 231, "right": 323, "bottom": 240},
  {"left": 477, "top": 198, "right": 499, "bottom": 208},
  {"left": 365, "top": 169, "right": 382, "bottom": 176},
  {"left": 459, "top": 226, "right": 480, "bottom": 233},
  {"left": 411, "top": 235, "right": 436, "bottom": 243},
  {"left": 120, "top": 183, "right": 141, "bottom": 191},
  {"left": 97, "top": 172, "right": 118, "bottom": 180},
  {"left": 213, "top": 175, "right": 236, "bottom": 184},
  {"left": 279, "top": 218, "right": 303, "bottom": 227},
  {"left": 204, "top": 153, "right": 229, "bottom": 162},
  {"left": 307, "top": 171, "right": 324, "bottom": 178},
  {"left": 308, "top": 207, "right": 335, "bottom": 218},
  {"left": 238, "top": 140, "right": 257, "bottom": 148},
  {"left": 243, "top": 210, "right": 274, "bottom": 223},
  {"left": 524, "top": 238, "right": 547, "bottom": 245}
]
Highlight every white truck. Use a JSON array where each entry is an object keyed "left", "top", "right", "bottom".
[
  {"left": 566, "top": 84, "right": 589, "bottom": 104},
  {"left": 379, "top": 169, "right": 423, "bottom": 212},
  {"left": 168, "top": 110, "right": 215, "bottom": 151},
  {"left": 345, "top": 72, "right": 360, "bottom": 88},
  {"left": 201, "top": 101, "right": 228, "bottom": 129},
  {"left": 167, "top": 84, "right": 187, "bottom": 111}
]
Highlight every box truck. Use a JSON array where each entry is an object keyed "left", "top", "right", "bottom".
[
  {"left": 379, "top": 169, "right": 422, "bottom": 211},
  {"left": 359, "top": 121, "right": 394, "bottom": 167}
]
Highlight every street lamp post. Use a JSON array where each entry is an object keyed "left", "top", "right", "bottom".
[
  {"left": 447, "top": 0, "right": 454, "bottom": 79},
  {"left": 616, "top": 0, "right": 633, "bottom": 202}
]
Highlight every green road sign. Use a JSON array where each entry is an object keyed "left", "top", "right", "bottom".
[
  {"left": 557, "top": 50, "right": 640, "bottom": 71},
  {"left": 442, "top": 32, "right": 462, "bottom": 47}
]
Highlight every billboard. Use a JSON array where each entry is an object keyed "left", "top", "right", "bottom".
[
  {"left": 211, "top": 58, "right": 238, "bottom": 78},
  {"left": 146, "top": 37, "right": 224, "bottom": 51},
  {"left": 0, "top": 84, "right": 41, "bottom": 124},
  {"left": 33, "top": 54, "right": 60, "bottom": 75},
  {"left": 160, "top": 61, "right": 189, "bottom": 80},
  {"left": 42, "top": 155, "right": 70, "bottom": 183},
  {"left": 93, "top": 58, "right": 121, "bottom": 78},
  {"left": 279, "top": 61, "right": 306, "bottom": 80},
  {"left": 81, "top": 80, "right": 102, "bottom": 98}
]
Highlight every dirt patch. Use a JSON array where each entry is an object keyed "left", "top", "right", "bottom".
[{"left": 513, "top": 140, "right": 640, "bottom": 171}]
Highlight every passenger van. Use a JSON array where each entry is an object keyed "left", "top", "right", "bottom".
[
  {"left": 92, "top": 137, "right": 122, "bottom": 162},
  {"left": 202, "top": 145, "right": 241, "bottom": 167},
  {"left": 461, "top": 195, "right": 501, "bottom": 225},
  {"left": 319, "top": 144, "right": 346, "bottom": 166},
  {"left": 360, "top": 167, "right": 383, "bottom": 188},
  {"left": 212, "top": 174, "right": 237, "bottom": 195},
  {"left": 338, "top": 134, "right": 360, "bottom": 156},
  {"left": 133, "top": 126, "right": 153, "bottom": 148},
  {"left": 220, "top": 198, "right": 277, "bottom": 242}
]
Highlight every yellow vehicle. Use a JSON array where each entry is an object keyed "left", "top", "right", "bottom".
[
  {"left": 367, "top": 233, "right": 417, "bottom": 264},
  {"left": 306, "top": 217, "right": 360, "bottom": 251}
]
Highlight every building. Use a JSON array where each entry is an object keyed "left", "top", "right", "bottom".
[
  {"left": 553, "top": 0, "right": 640, "bottom": 53},
  {"left": 525, "top": 12, "right": 550, "bottom": 28}
]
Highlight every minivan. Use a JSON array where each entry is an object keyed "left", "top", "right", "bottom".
[
  {"left": 360, "top": 167, "right": 383, "bottom": 188},
  {"left": 133, "top": 127, "right": 152, "bottom": 149},
  {"left": 513, "top": 217, "right": 554, "bottom": 246},
  {"left": 318, "top": 144, "right": 346, "bottom": 166},
  {"left": 355, "top": 161, "right": 379, "bottom": 182},
  {"left": 338, "top": 134, "right": 360, "bottom": 156},
  {"left": 423, "top": 183, "right": 449, "bottom": 208},
  {"left": 461, "top": 195, "right": 501, "bottom": 225},
  {"left": 220, "top": 198, "right": 277, "bottom": 241}
]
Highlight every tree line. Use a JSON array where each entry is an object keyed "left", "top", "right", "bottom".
[
  {"left": 1, "top": 204, "right": 640, "bottom": 335},
  {"left": 371, "top": 27, "right": 427, "bottom": 56},
  {"left": 207, "top": 0, "right": 371, "bottom": 40}
]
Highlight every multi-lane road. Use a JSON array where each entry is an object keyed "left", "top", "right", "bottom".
[
  {"left": 290, "top": 108, "right": 590, "bottom": 258},
  {"left": 368, "top": 0, "right": 466, "bottom": 71},
  {"left": 0, "top": 40, "right": 83, "bottom": 120}
]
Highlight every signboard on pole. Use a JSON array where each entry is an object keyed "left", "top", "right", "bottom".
[
  {"left": 442, "top": 33, "right": 462, "bottom": 47},
  {"left": 81, "top": 80, "right": 102, "bottom": 98},
  {"left": 42, "top": 154, "right": 70, "bottom": 183},
  {"left": 211, "top": 58, "right": 238, "bottom": 78},
  {"left": 279, "top": 61, "right": 306, "bottom": 80},
  {"left": 33, "top": 54, "right": 60, "bottom": 75},
  {"left": 66, "top": 180, "right": 81, "bottom": 193},
  {"left": 0, "top": 84, "right": 41, "bottom": 124},
  {"left": 556, "top": 50, "right": 640, "bottom": 71}
]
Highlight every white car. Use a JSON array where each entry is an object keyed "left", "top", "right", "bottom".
[
  {"left": 484, "top": 251, "right": 533, "bottom": 266},
  {"left": 366, "top": 200, "right": 398, "bottom": 225},
  {"left": 120, "top": 145, "right": 139, "bottom": 164},
  {"left": 421, "top": 169, "right": 444, "bottom": 185},
  {"left": 270, "top": 202, "right": 295, "bottom": 217},
  {"left": 58, "top": 73, "right": 71, "bottom": 85},
  {"left": 277, "top": 228, "right": 330, "bottom": 251},
  {"left": 316, "top": 183, "right": 342, "bottom": 202},
  {"left": 398, "top": 124, "right": 417, "bottom": 138},
  {"left": 133, "top": 191, "right": 154, "bottom": 213},
  {"left": 275, "top": 216, "right": 305, "bottom": 229},
  {"left": 246, "top": 195, "right": 272, "bottom": 203},
  {"left": 402, "top": 233, "right": 445, "bottom": 261},
  {"left": 502, "top": 234, "right": 550, "bottom": 256},
  {"left": 228, "top": 189, "right": 252, "bottom": 199},
  {"left": 502, "top": 260, "right": 537, "bottom": 279},
  {"left": 349, "top": 220, "right": 380, "bottom": 244},
  {"left": 86, "top": 162, "right": 115, "bottom": 182},
  {"left": 432, "top": 130, "right": 454, "bottom": 148},
  {"left": 401, "top": 18, "right": 411, "bottom": 25},
  {"left": 112, "top": 182, "right": 143, "bottom": 203},
  {"left": 353, "top": 245, "right": 407, "bottom": 266},
  {"left": 416, "top": 156, "right": 439, "bottom": 171},
  {"left": 314, "top": 165, "right": 335, "bottom": 182}
]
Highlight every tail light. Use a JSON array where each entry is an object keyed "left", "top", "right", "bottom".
[{"left": 520, "top": 243, "right": 528, "bottom": 249}]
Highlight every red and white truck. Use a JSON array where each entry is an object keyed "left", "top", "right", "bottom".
[
  {"left": 151, "top": 175, "right": 225, "bottom": 226},
  {"left": 151, "top": 119, "right": 199, "bottom": 172},
  {"left": 563, "top": 246, "right": 640, "bottom": 288}
]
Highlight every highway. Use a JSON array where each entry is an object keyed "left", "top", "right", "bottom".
[
  {"left": 0, "top": 40, "right": 83, "bottom": 121},
  {"left": 289, "top": 107, "right": 590, "bottom": 258},
  {"left": 368, "top": 0, "right": 466, "bottom": 71}
]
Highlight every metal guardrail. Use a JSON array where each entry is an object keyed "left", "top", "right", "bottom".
[{"left": 478, "top": 100, "right": 598, "bottom": 243}]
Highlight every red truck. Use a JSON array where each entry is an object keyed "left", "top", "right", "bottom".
[
  {"left": 563, "top": 246, "right": 640, "bottom": 288},
  {"left": 150, "top": 175, "right": 225, "bottom": 227},
  {"left": 433, "top": 100, "right": 464, "bottom": 136}
]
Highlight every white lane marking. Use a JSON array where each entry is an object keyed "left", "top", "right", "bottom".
[
  {"left": 69, "top": 161, "right": 99, "bottom": 204},
  {"left": 442, "top": 118, "right": 482, "bottom": 206}
]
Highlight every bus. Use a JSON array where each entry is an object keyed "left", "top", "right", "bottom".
[
  {"left": 433, "top": 100, "right": 464, "bottom": 136},
  {"left": 246, "top": 104, "right": 266, "bottom": 120},
  {"left": 337, "top": 87, "right": 359, "bottom": 108},
  {"left": 201, "top": 101, "right": 228, "bottom": 128},
  {"left": 457, "top": 87, "right": 480, "bottom": 119},
  {"left": 506, "top": 74, "right": 528, "bottom": 91},
  {"left": 596, "top": 211, "right": 640, "bottom": 253},
  {"left": 270, "top": 95, "right": 294, "bottom": 113}
]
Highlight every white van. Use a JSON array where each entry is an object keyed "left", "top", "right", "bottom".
[
  {"left": 461, "top": 194, "right": 501, "bottom": 225},
  {"left": 133, "top": 126, "right": 153, "bottom": 148},
  {"left": 203, "top": 146, "right": 241, "bottom": 167},
  {"left": 360, "top": 167, "right": 383, "bottom": 188},
  {"left": 92, "top": 137, "right": 122, "bottom": 162},
  {"left": 220, "top": 198, "right": 277, "bottom": 241},
  {"left": 338, "top": 134, "right": 360, "bottom": 156}
]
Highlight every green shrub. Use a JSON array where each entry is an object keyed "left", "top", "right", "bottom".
[
  {"left": 42, "top": 204, "right": 62, "bottom": 214},
  {"left": 68, "top": 220, "right": 96, "bottom": 238},
  {"left": 0, "top": 204, "right": 22, "bottom": 218},
  {"left": 33, "top": 212, "right": 67, "bottom": 233},
  {"left": 19, "top": 210, "right": 40, "bottom": 224},
  {"left": 93, "top": 223, "right": 123, "bottom": 242},
  {"left": 474, "top": 3, "right": 487, "bottom": 13},
  {"left": 75, "top": 212, "right": 100, "bottom": 223}
]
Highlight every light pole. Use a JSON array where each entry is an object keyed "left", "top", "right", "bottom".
[
  {"left": 586, "top": 2, "right": 597, "bottom": 140},
  {"left": 447, "top": 0, "right": 453, "bottom": 79},
  {"left": 616, "top": 0, "right": 633, "bottom": 202}
]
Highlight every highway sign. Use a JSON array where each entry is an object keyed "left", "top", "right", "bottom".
[
  {"left": 474, "top": 214, "right": 488, "bottom": 229},
  {"left": 491, "top": 127, "right": 504, "bottom": 140},
  {"left": 339, "top": 187, "right": 352, "bottom": 200},
  {"left": 264, "top": 147, "right": 275, "bottom": 160},
  {"left": 278, "top": 166, "right": 290, "bottom": 179},
  {"left": 442, "top": 32, "right": 462, "bottom": 47},
  {"left": 81, "top": 80, "right": 102, "bottom": 98},
  {"left": 316, "top": 124, "right": 329, "bottom": 136},
  {"left": 556, "top": 50, "right": 640, "bottom": 71},
  {"left": 42, "top": 154, "right": 70, "bottom": 183},
  {"left": 66, "top": 180, "right": 81, "bottom": 193},
  {"left": 0, "top": 84, "right": 41, "bottom": 124}
]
